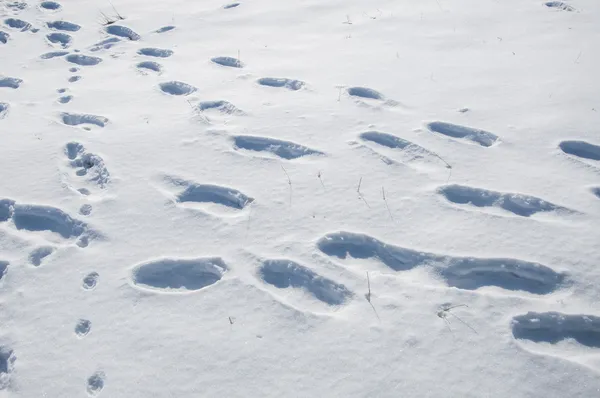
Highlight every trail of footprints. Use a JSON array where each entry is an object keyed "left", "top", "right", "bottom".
[{"left": 1, "top": 0, "right": 598, "bottom": 393}]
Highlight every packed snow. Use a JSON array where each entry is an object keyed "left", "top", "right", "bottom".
[{"left": 1, "top": 0, "right": 600, "bottom": 396}]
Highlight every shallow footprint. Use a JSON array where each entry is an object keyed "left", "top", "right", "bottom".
[
  {"left": 82, "top": 272, "right": 99, "bottom": 290},
  {"left": 138, "top": 48, "right": 172, "bottom": 58},
  {"left": 211, "top": 56, "right": 243, "bottom": 68},
  {"left": 62, "top": 113, "right": 108, "bottom": 128},
  {"left": 75, "top": 319, "right": 91, "bottom": 338},
  {"left": 29, "top": 246, "right": 55, "bottom": 266},
  {"left": 159, "top": 81, "right": 195, "bottom": 96},
  {"left": 87, "top": 371, "right": 105, "bottom": 396}
]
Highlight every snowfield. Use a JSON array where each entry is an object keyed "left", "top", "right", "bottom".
[{"left": 1, "top": 0, "right": 600, "bottom": 396}]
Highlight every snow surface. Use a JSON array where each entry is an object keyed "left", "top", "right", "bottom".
[{"left": 1, "top": 0, "right": 600, "bottom": 396}]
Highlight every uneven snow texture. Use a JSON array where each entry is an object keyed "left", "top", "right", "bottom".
[{"left": 0, "top": 0, "right": 600, "bottom": 397}]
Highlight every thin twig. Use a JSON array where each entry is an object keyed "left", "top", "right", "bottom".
[
  {"left": 382, "top": 187, "right": 394, "bottom": 221},
  {"left": 317, "top": 171, "right": 325, "bottom": 189},
  {"left": 357, "top": 177, "right": 370, "bottom": 208},
  {"left": 108, "top": 0, "right": 124, "bottom": 19},
  {"left": 281, "top": 165, "right": 292, "bottom": 208},
  {"left": 365, "top": 272, "right": 380, "bottom": 321},
  {"left": 448, "top": 312, "right": 478, "bottom": 334}
]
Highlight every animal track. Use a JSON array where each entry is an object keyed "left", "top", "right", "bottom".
[
  {"left": 137, "top": 61, "right": 162, "bottom": 73},
  {"left": 233, "top": 135, "right": 323, "bottom": 160},
  {"left": 347, "top": 86, "right": 384, "bottom": 100},
  {"left": 29, "top": 246, "right": 54, "bottom": 266},
  {"left": 46, "top": 32, "right": 71, "bottom": 48},
  {"left": 82, "top": 272, "right": 99, "bottom": 290},
  {"left": 438, "top": 184, "right": 570, "bottom": 217},
  {"left": 512, "top": 312, "right": 600, "bottom": 347},
  {"left": 559, "top": 140, "right": 600, "bottom": 161},
  {"left": 0, "top": 346, "right": 16, "bottom": 390},
  {"left": 65, "top": 142, "right": 110, "bottom": 188},
  {"left": 90, "top": 37, "right": 120, "bottom": 52},
  {"left": 66, "top": 54, "right": 102, "bottom": 66},
  {"left": 87, "top": 371, "right": 105, "bottom": 396},
  {"left": 4, "top": 18, "right": 31, "bottom": 31},
  {"left": 155, "top": 25, "right": 175, "bottom": 33},
  {"left": 132, "top": 257, "right": 228, "bottom": 292},
  {"left": 47, "top": 20, "right": 80, "bottom": 32},
  {"left": 75, "top": 319, "right": 91, "bottom": 338},
  {"left": 259, "top": 259, "right": 352, "bottom": 305},
  {"left": 0, "top": 103, "right": 8, "bottom": 119},
  {"left": 427, "top": 121, "right": 499, "bottom": 147},
  {"left": 168, "top": 178, "right": 253, "bottom": 210},
  {"left": 211, "top": 56, "right": 243, "bottom": 68},
  {"left": 68, "top": 76, "right": 82, "bottom": 83},
  {"left": 58, "top": 95, "right": 72, "bottom": 103},
  {"left": 318, "top": 231, "right": 565, "bottom": 294},
  {"left": 257, "top": 77, "right": 304, "bottom": 91},
  {"left": 224, "top": 3, "right": 240, "bottom": 9},
  {"left": 40, "top": 50, "right": 68, "bottom": 59},
  {"left": 0, "top": 77, "right": 22, "bottom": 89},
  {"left": 0, "top": 31, "right": 8, "bottom": 44},
  {"left": 197, "top": 100, "right": 243, "bottom": 115},
  {"left": 105, "top": 25, "right": 140, "bottom": 40},
  {"left": 40, "top": 1, "right": 61, "bottom": 11},
  {"left": 0, "top": 199, "right": 95, "bottom": 247},
  {"left": 62, "top": 113, "right": 108, "bottom": 128},
  {"left": 545, "top": 1, "right": 575, "bottom": 11},
  {"left": 138, "top": 48, "right": 172, "bottom": 58},
  {"left": 159, "top": 81, "right": 196, "bottom": 96}
]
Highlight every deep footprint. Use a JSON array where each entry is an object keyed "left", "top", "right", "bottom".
[
  {"left": 438, "top": 184, "right": 570, "bottom": 217},
  {"left": 224, "top": 3, "right": 240, "bottom": 9},
  {"left": 233, "top": 135, "right": 323, "bottom": 160},
  {"left": 47, "top": 21, "right": 80, "bottom": 31},
  {"left": 0, "top": 31, "right": 9, "bottom": 44},
  {"left": 40, "top": 51, "right": 69, "bottom": 59},
  {"left": 29, "top": 246, "right": 54, "bottom": 266},
  {"left": 87, "top": 371, "right": 105, "bottom": 396},
  {"left": 257, "top": 77, "right": 304, "bottom": 91},
  {"left": 4, "top": 18, "right": 31, "bottom": 31},
  {"left": 62, "top": 113, "right": 108, "bottom": 128},
  {"left": 132, "top": 258, "right": 228, "bottom": 292},
  {"left": 159, "top": 81, "right": 196, "bottom": 95},
  {"left": 0, "top": 77, "right": 22, "bottom": 89},
  {"left": 0, "top": 103, "right": 8, "bottom": 119},
  {"left": 137, "top": 61, "right": 162, "bottom": 73},
  {"left": 318, "top": 231, "right": 566, "bottom": 294},
  {"left": 40, "top": 1, "right": 62, "bottom": 11},
  {"left": 82, "top": 272, "right": 99, "bottom": 290},
  {"left": 260, "top": 259, "right": 352, "bottom": 305},
  {"left": 75, "top": 319, "right": 91, "bottom": 338},
  {"left": 66, "top": 54, "right": 102, "bottom": 66},
  {"left": 512, "top": 312, "right": 600, "bottom": 347},
  {"left": 105, "top": 25, "right": 140, "bottom": 40},
  {"left": 65, "top": 142, "right": 110, "bottom": 187},
  {"left": 0, "top": 261, "right": 7, "bottom": 282},
  {"left": 592, "top": 187, "right": 600, "bottom": 199},
  {"left": 138, "top": 48, "right": 173, "bottom": 58},
  {"left": 427, "top": 121, "right": 499, "bottom": 147},
  {"left": 559, "top": 140, "right": 600, "bottom": 161},
  {"left": 545, "top": 2, "right": 575, "bottom": 11},
  {"left": 347, "top": 86, "right": 384, "bottom": 100},
  {"left": 211, "top": 56, "right": 243, "bottom": 68},
  {"left": 46, "top": 32, "right": 71, "bottom": 48},
  {"left": 0, "top": 346, "right": 16, "bottom": 390}
]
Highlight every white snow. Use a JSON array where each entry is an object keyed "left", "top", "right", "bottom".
[{"left": 1, "top": 0, "right": 600, "bottom": 396}]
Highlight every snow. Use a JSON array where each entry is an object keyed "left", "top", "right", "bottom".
[{"left": 1, "top": 0, "right": 600, "bottom": 396}]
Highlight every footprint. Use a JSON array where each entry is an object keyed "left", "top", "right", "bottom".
[
  {"left": 0, "top": 103, "right": 9, "bottom": 119},
  {"left": 75, "top": 319, "right": 91, "bottom": 338},
  {"left": 29, "top": 246, "right": 54, "bottom": 266},
  {"left": 438, "top": 184, "right": 571, "bottom": 217},
  {"left": 259, "top": 259, "right": 352, "bottom": 305},
  {"left": 66, "top": 54, "right": 102, "bottom": 66},
  {"left": 40, "top": 50, "right": 69, "bottom": 59},
  {"left": 105, "top": 25, "right": 140, "bottom": 40},
  {"left": 46, "top": 32, "right": 71, "bottom": 48},
  {"left": 317, "top": 231, "right": 566, "bottom": 294},
  {"left": 47, "top": 20, "right": 80, "bottom": 32},
  {"left": 136, "top": 61, "right": 162, "bottom": 73},
  {"left": 138, "top": 48, "right": 172, "bottom": 58},
  {"left": 545, "top": 1, "right": 575, "bottom": 11},
  {"left": 61, "top": 113, "right": 108, "bottom": 128},
  {"left": 4, "top": 18, "right": 31, "bottom": 31},
  {"left": 0, "top": 198, "right": 96, "bottom": 247},
  {"left": 358, "top": 131, "right": 444, "bottom": 167},
  {"left": 86, "top": 371, "right": 105, "bottom": 396},
  {"left": 79, "top": 204, "right": 92, "bottom": 215},
  {"left": 131, "top": 257, "right": 228, "bottom": 292},
  {"left": 197, "top": 100, "right": 243, "bottom": 115},
  {"left": 155, "top": 25, "right": 175, "bottom": 33},
  {"left": 224, "top": 3, "right": 240, "bottom": 9},
  {"left": 82, "top": 272, "right": 99, "bottom": 290},
  {"left": 69, "top": 67, "right": 79, "bottom": 73},
  {"left": 257, "top": 77, "right": 304, "bottom": 91},
  {"left": 512, "top": 312, "right": 600, "bottom": 347},
  {"left": 65, "top": 142, "right": 110, "bottom": 188},
  {"left": 347, "top": 86, "right": 384, "bottom": 100},
  {"left": 161, "top": 175, "right": 253, "bottom": 211},
  {"left": 592, "top": 187, "right": 600, "bottom": 199},
  {"left": 58, "top": 95, "right": 72, "bottom": 103},
  {"left": 0, "top": 346, "right": 16, "bottom": 390},
  {"left": 211, "top": 56, "right": 243, "bottom": 68},
  {"left": 0, "top": 77, "right": 22, "bottom": 89},
  {"left": 0, "top": 261, "right": 7, "bottom": 282},
  {"left": 89, "top": 37, "right": 120, "bottom": 52},
  {"left": 559, "top": 140, "right": 600, "bottom": 162},
  {"left": 427, "top": 121, "right": 499, "bottom": 147},
  {"left": 0, "top": 31, "right": 8, "bottom": 44},
  {"left": 158, "top": 81, "right": 196, "bottom": 96},
  {"left": 40, "top": 1, "right": 62, "bottom": 11},
  {"left": 232, "top": 135, "right": 323, "bottom": 160},
  {"left": 68, "top": 76, "right": 81, "bottom": 83}
]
